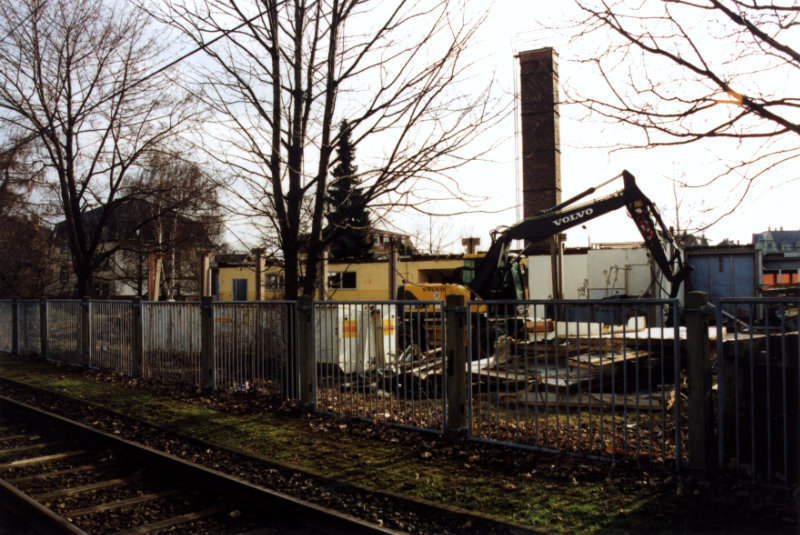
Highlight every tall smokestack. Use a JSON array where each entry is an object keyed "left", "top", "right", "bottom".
[{"left": 518, "top": 48, "right": 561, "bottom": 222}]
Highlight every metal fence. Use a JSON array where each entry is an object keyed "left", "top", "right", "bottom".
[
  {"left": 214, "top": 301, "right": 297, "bottom": 398},
  {"left": 0, "top": 298, "right": 299, "bottom": 398},
  {"left": 716, "top": 297, "right": 799, "bottom": 487},
  {"left": 17, "top": 301, "right": 41, "bottom": 355},
  {"left": 90, "top": 300, "right": 134, "bottom": 375},
  {"left": 0, "top": 301, "right": 12, "bottom": 353},
  {"left": 47, "top": 300, "right": 84, "bottom": 365},
  {"left": 468, "top": 299, "right": 683, "bottom": 467},
  {"left": 314, "top": 301, "right": 447, "bottom": 432},
  {"left": 142, "top": 302, "right": 202, "bottom": 387},
  {"left": 2, "top": 294, "right": 798, "bottom": 487}
]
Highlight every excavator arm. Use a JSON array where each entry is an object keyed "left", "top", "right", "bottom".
[{"left": 468, "top": 170, "right": 692, "bottom": 300}]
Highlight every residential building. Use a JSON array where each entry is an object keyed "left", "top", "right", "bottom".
[
  {"left": 365, "top": 229, "right": 415, "bottom": 257},
  {"left": 53, "top": 200, "right": 216, "bottom": 299},
  {"left": 753, "top": 228, "right": 800, "bottom": 291}
]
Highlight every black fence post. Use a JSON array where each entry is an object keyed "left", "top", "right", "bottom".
[
  {"left": 298, "top": 295, "right": 315, "bottom": 407},
  {"left": 11, "top": 300, "right": 19, "bottom": 356},
  {"left": 200, "top": 296, "right": 216, "bottom": 392},
  {"left": 446, "top": 294, "right": 467, "bottom": 433},
  {"left": 131, "top": 298, "right": 143, "bottom": 377},
  {"left": 686, "top": 290, "right": 714, "bottom": 475},
  {"left": 39, "top": 299, "right": 48, "bottom": 360}
]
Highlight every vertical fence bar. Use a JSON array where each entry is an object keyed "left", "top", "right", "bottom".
[
  {"left": 131, "top": 299, "right": 143, "bottom": 377},
  {"left": 686, "top": 291, "right": 713, "bottom": 475},
  {"left": 11, "top": 300, "right": 19, "bottom": 356},
  {"left": 465, "top": 298, "right": 680, "bottom": 467},
  {"left": 299, "top": 296, "right": 314, "bottom": 407},
  {"left": 16, "top": 301, "right": 39, "bottom": 356},
  {"left": 716, "top": 297, "right": 799, "bottom": 487},
  {"left": 200, "top": 296, "right": 215, "bottom": 392},
  {"left": 286, "top": 301, "right": 299, "bottom": 400},
  {"left": 0, "top": 301, "right": 11, "bottom": 353},
  {"left": 716, "top": 303, "right": 725, "bottom": 473},
  {"left": 81, "top": 299, "right": 90, "bottom": 367},
  {"left": 672, "top": 301, "right": 682, "bottom": 471},
  {"left": 142, "top": 302, "right": 202, "bottom": 387},
  {"left": 39, "top": 299, "right": 48, "bottom": 360}
]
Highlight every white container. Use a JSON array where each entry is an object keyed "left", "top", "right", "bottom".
[{"left": 315, "top": 303, "right": 396, "bottom": 373}]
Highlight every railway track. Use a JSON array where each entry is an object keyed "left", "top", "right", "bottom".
[{"left": 0, "top": 395, "right": 397, "bottom": 535}]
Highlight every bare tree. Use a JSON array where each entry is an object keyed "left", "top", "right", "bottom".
[
  {"left": 568, "top": 1, "right": 800, "bottom": 224},
  {"left": 412, "top": 215, "right": 458, "bottom": 255},
  {"left": 0, "top": 135, "right": 54, "bottom": 298},
  {"left": 162, "top": 0, "right": 504, "bottom": 298},
  {"left": 0, "top": 0, "right": 199, "bottom": 297},
  {"left": 0, "top": 134, "right": 44, "bottom": 217},
  {"left": 113, "top": 154, "right": 222, "bottom": 298}
]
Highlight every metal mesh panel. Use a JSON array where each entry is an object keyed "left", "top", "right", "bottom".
[
  {"left": 214, "top": 301, "right": 296, "bottom": 398},
  {"left": 47, "top": 300, "right": 83, "bottom": 364},
  {"left": 90, "top": 300, "right": 134, "bottom": 375},
  {"left": 142, "top": 302, "right": 201, "bottom": 386},
  {"left": 315, "top": 301, "right": 446, "bottom": 433},
  {"left": 716, "top": 297, "right": 799, "bottom": 487},
  {"left": 468, "top": 299, "right": 682, "bottom": 467},
  {"left": 17, "top": 301, "right": 41, "bottom": 355},
  {"left": 0, "top": 301, "right": 12, "bottom": 352}
]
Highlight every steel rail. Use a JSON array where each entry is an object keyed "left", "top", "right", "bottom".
[{"left": 0, "top": 395, "right": 397, "bottom": 535}]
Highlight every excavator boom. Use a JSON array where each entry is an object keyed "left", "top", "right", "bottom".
[{"left": 468, "top": 170, "right": 692, "bottom": 300}]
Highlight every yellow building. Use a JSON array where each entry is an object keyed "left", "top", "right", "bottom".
[
  {"left": 207, "top": 251, "right": 473, "bottom": 301},
  {"left": 208, "top": 252, "right": 285, "bottom": 301},
  {"left": 325, "top": 255, "right": 466, "bottom": 301}
]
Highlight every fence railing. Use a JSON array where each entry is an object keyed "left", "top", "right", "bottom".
[
  {"left": 313, "top": 301, "right": 446, "bottom": 432},
  {"left": 0, "top": 300, "right": 13, "bottom": 353},
  {"left": 17, "top": 300, "right": 40, "bottom": 355},
  {"left": 0, "top": 298, "right": 298, "bottom": 399},
  {"left": 0, "top": 293, "right": 797, "bottom": 486},
  {"left": 142, "top": 301, "right": 202, "bottom": 387},
  {"left": 716, "top": 297, "right": 800, "bottom": 487},
  {"left": 467, "top": 299, "right": 682, "bottom": 467},
  {"left": 215, "top": 301, "right": 297, "bottom": 398},
  {"left": 47, "top": 300, "right": 83, "bottom": 365},
  {"left": 90, "top": 300, "right": 134, "bottom": 375}
]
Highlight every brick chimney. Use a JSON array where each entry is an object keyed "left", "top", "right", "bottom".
[{"left": 518, "top": 48, "right": 561, "bottom": 221}]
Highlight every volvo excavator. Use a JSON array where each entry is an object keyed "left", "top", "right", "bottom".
[{"left": 395, "top": 170, "right": 693, "bottom": 353}]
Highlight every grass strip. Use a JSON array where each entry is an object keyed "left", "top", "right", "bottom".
[{"left": 0, "top": 353, "right": 794, "bottom": 534}]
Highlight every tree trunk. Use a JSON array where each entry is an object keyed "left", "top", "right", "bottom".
[{"left": 75, "top": 261, "right": 93, "bottom": 298}]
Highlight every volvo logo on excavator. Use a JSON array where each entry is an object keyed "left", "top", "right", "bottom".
[{"left": 552, "top": 208, "right": 594, "bottom": 227}]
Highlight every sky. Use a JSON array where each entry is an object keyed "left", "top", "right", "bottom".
[{"left": 390, "top": 1, "right": 799, "bottom": 253}]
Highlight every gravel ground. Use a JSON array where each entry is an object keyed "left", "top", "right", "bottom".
[{"left": 0, "top": 377, "right": 537, "bottom": 535}]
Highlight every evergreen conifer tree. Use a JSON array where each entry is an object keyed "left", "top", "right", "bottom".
[{"left": 326, "top": 121, "right": 372, "bottom": 260}]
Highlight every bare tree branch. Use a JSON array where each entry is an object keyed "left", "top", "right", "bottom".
[
  {"left": 0, "top": 0, "right": 201, "bottom": 296},
  {"left": 161, "top": 0, "right": 507, "bottom": 298}
]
